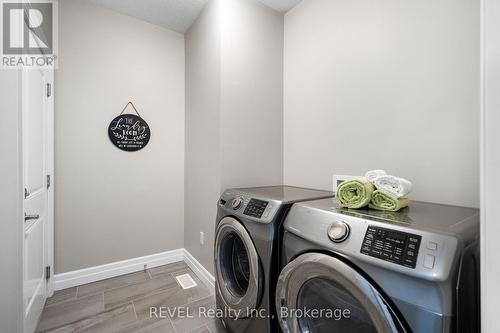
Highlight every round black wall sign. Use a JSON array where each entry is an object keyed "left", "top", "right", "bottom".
[{"left": 108, "top": 114, "right": 150, "bottom": 152}]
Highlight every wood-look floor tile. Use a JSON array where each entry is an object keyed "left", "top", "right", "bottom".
[
  {"left": 104, "top": 275, "right": 177, "bottom": 310},
  {"left": 78, "top": 304, "right": 137, "bottom": 333},
  {"left": 40, "top": 304, "right": 137, "bottom": 333},
  {"left": 133, "top": 280, "right": 211, "bottom": 321},
  {"left": 132, "top": 286, "right": 182, "bottom": 320},
  {"left": 170, "top": 296, "right": 217, "bottom": 333},
  {"left": 46, "top": 287, "right": 77, "bottom": 307},
  {"left": 77, "top": 271, "right": 150, "bottom": 298},
  {"left": 205, "top": 318, "right": 227, "bottom": 333},
  {"left": 185, "top": 324, "right": 211, "bottom": 333},
  {"left": 36, "top": 293, "right": 104, "bottom": 332},
  {"left": 119, "top": 318, "right": 176, "bottom": 333},
  {"left": 37, "top": 262, "right": 217, "bottom": 333},
  {"left": 148, "top": 261, "right": 188, "bottom": 278}
]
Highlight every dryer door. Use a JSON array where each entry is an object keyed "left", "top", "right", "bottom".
[
  {"left": 215, "top": 217, "right": 261, "bottom": 318},
  {"left": 276, "top": 253, "right": 408, "bottom": 333}
]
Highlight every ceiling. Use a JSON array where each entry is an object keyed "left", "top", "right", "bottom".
[
  {"left": 257, "top": 0, "right": 302, "bottom": 13},
  {"left": 89, "top": 0, "right": 302, "bottom": 33}
]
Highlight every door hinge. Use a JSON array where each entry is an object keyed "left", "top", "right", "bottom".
[
  {"left": 46, "top": 175, "right": 51, "bottom": 189},
  {"left": 46, "top": 83, "right": 52, "bottom": 98},
  {"left": 24, "top": 188, "right": 29, "bottom": 199},
  {"left": 45, "top": 266, "right": 51, "bottom": 280}
]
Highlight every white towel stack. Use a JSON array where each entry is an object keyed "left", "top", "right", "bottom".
[
  {"left": 365, "top": 170, "right": 387, "bottom": 183},
  {"left": 364, "top": 170, "right": 412, "bottom": 199}
]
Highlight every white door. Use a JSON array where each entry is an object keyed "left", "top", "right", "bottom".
[{"left": 22, "top": 67, "right": 54, "bottom": 333}]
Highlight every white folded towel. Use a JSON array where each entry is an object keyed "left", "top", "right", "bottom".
[
  {"left": 373, "top": 175, "right": 412, "bottom": 199},
  {"left": 365, "top": 170, "right": 387, "bottom": 183}
]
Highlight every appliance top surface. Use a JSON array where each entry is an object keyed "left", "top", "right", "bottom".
[
  {"left": 231, "top": 185, "right": 334, "bottom": 204},
  {"left": 295, "top": 198, "right": 479, "bottom": 235}
]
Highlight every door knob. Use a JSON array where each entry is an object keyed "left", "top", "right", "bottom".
[{"left": 24, "top": 213, "right": 40, "bottom": 222}]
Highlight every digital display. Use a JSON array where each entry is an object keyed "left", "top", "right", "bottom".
[
  {"left": 243, "top": 198, "right": 268, "bottom": 218},
  {"left": 360, "top": 226, "right": 421, "bottom": 268}
]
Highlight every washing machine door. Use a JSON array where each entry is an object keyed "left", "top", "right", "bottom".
[
  {"left": 276, "top": 253, "right": 408, "bottom": 333},
  {"left": 215, "top": 217, "right": 261, "bottom": 318}
]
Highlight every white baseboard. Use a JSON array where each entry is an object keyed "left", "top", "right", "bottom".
[
  {"left": 54, "top": 248, "right": 215, "bottom": 292},
  {"left": 182, "top": 249, "right": 215, "bottom": 290}
]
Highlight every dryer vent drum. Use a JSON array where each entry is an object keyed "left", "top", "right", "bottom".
[
  {"left": 215, "top": 217, "right": 261, "bottom": 316},
  {"left": 297, "top": 277, "right": 376, "bottom": 332},
  {"left": 220, "top": 232, "right": 250, "bottom": 297}
]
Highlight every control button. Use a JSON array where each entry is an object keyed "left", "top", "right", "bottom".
[
  {"left": 427, "top": 242, "right": 438, "bottom": 251},
  {"left": 263, "top": 211, "right": 269, "bottom": 218},
  {"left": 327, "top": 221, "right": 350, "bottom": 243},
  {"left": 231, "top": 197, "right": 243, "bottom": 210},
  {"left": 423, "top": 254, "right": 435, "bottom": 269}
]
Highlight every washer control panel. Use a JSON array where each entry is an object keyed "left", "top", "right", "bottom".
[
  {"left": 361, "top": 226, "right": 422, "bottom": 269},
  {"left": 284, "top": 203, "right": 467, "bottom": 280},
  {"left": 243, "top": 198, "right": 269, "bottom": 218}
]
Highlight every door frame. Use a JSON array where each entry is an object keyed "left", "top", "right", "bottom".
[
  {"left": 44, "top": 68, "right": 54, "bottom": 297},
  {"left": 480, "top": 0, "right": 500, "bottom": 332},
  {"left": 17, "top": 2, "right": 55, "bottom": 331},
  {"left": 20, "top": 65, "right": 54, "bottom": 331}
]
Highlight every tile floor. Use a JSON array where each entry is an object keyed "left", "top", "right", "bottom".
[{"left": 36, "top": 262, "right": 226, "bottom": 333}]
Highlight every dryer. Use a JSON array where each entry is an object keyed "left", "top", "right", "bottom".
[
  {"left": 214, "top": 186, "right": 334, "bottom": 333},
  {"left": 276, "top": 198, "right": 480, "bottom": 333}
]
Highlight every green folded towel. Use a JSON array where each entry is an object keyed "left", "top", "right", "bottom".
[
  {"left": 336, "top": 179, "right": 375, "bottom": 209},
  {"left": 369, "top": 190, "right": 409, "bottom": 212}
]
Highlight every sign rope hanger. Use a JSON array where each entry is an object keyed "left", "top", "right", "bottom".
[
  {"left": 119, "top": 101, "right": 143, "bottom": 118},
  {"left": 108, "top": 101, "right": 151, "bottom": 152}
]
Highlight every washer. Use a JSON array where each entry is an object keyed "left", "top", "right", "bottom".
[
  {"left": 276, "top": 198, "right": 480, "bottom": 333},
  {"left": 214, "top": 186, "right": 334, "bottom": 333}
]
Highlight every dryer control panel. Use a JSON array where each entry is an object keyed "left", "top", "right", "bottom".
[
  {"left": 361, "top": 226, "right": 422, "bottom": 269},
  {"left": 243, "top": 199, "right": 269, "bottom": 218},
  {"left": 218, "top": 190, "right": 278, "bottom": 223}
]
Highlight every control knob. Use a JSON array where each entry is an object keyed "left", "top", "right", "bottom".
[
  {"left": 327, "top": 221, "right": 350, "bottom": 243},
  {"left": 231, "top": 197, "right": 243, "bottom": 210}
]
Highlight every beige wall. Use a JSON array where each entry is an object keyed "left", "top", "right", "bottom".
[
  {"left": 0, "top": 71, "right": 22, "bottom": 333},
  {"left": 184, "top": 0, "right": 222, "bottom": 276},
  {"left": 48, "top": 0, "right": 480, "bottom": 278},
  {"left": 220, "top": 0, "right": 284, "bottom": 189},
  {"left": 283, "top": 0, "right": 480, "bottom": 207},
  {"left": 55, "top": 0, "right": 185, "bottom": 273},
  {"left": 185, "top": 0, "right": 284, "bottom": 274}
]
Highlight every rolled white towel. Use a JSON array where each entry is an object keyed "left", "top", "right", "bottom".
[
  {"left": 365, "top": 170, "right": 387, "bottom": 183},
  {"left": 373, "top": 175, "right": 412, "bottom": 199}
]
